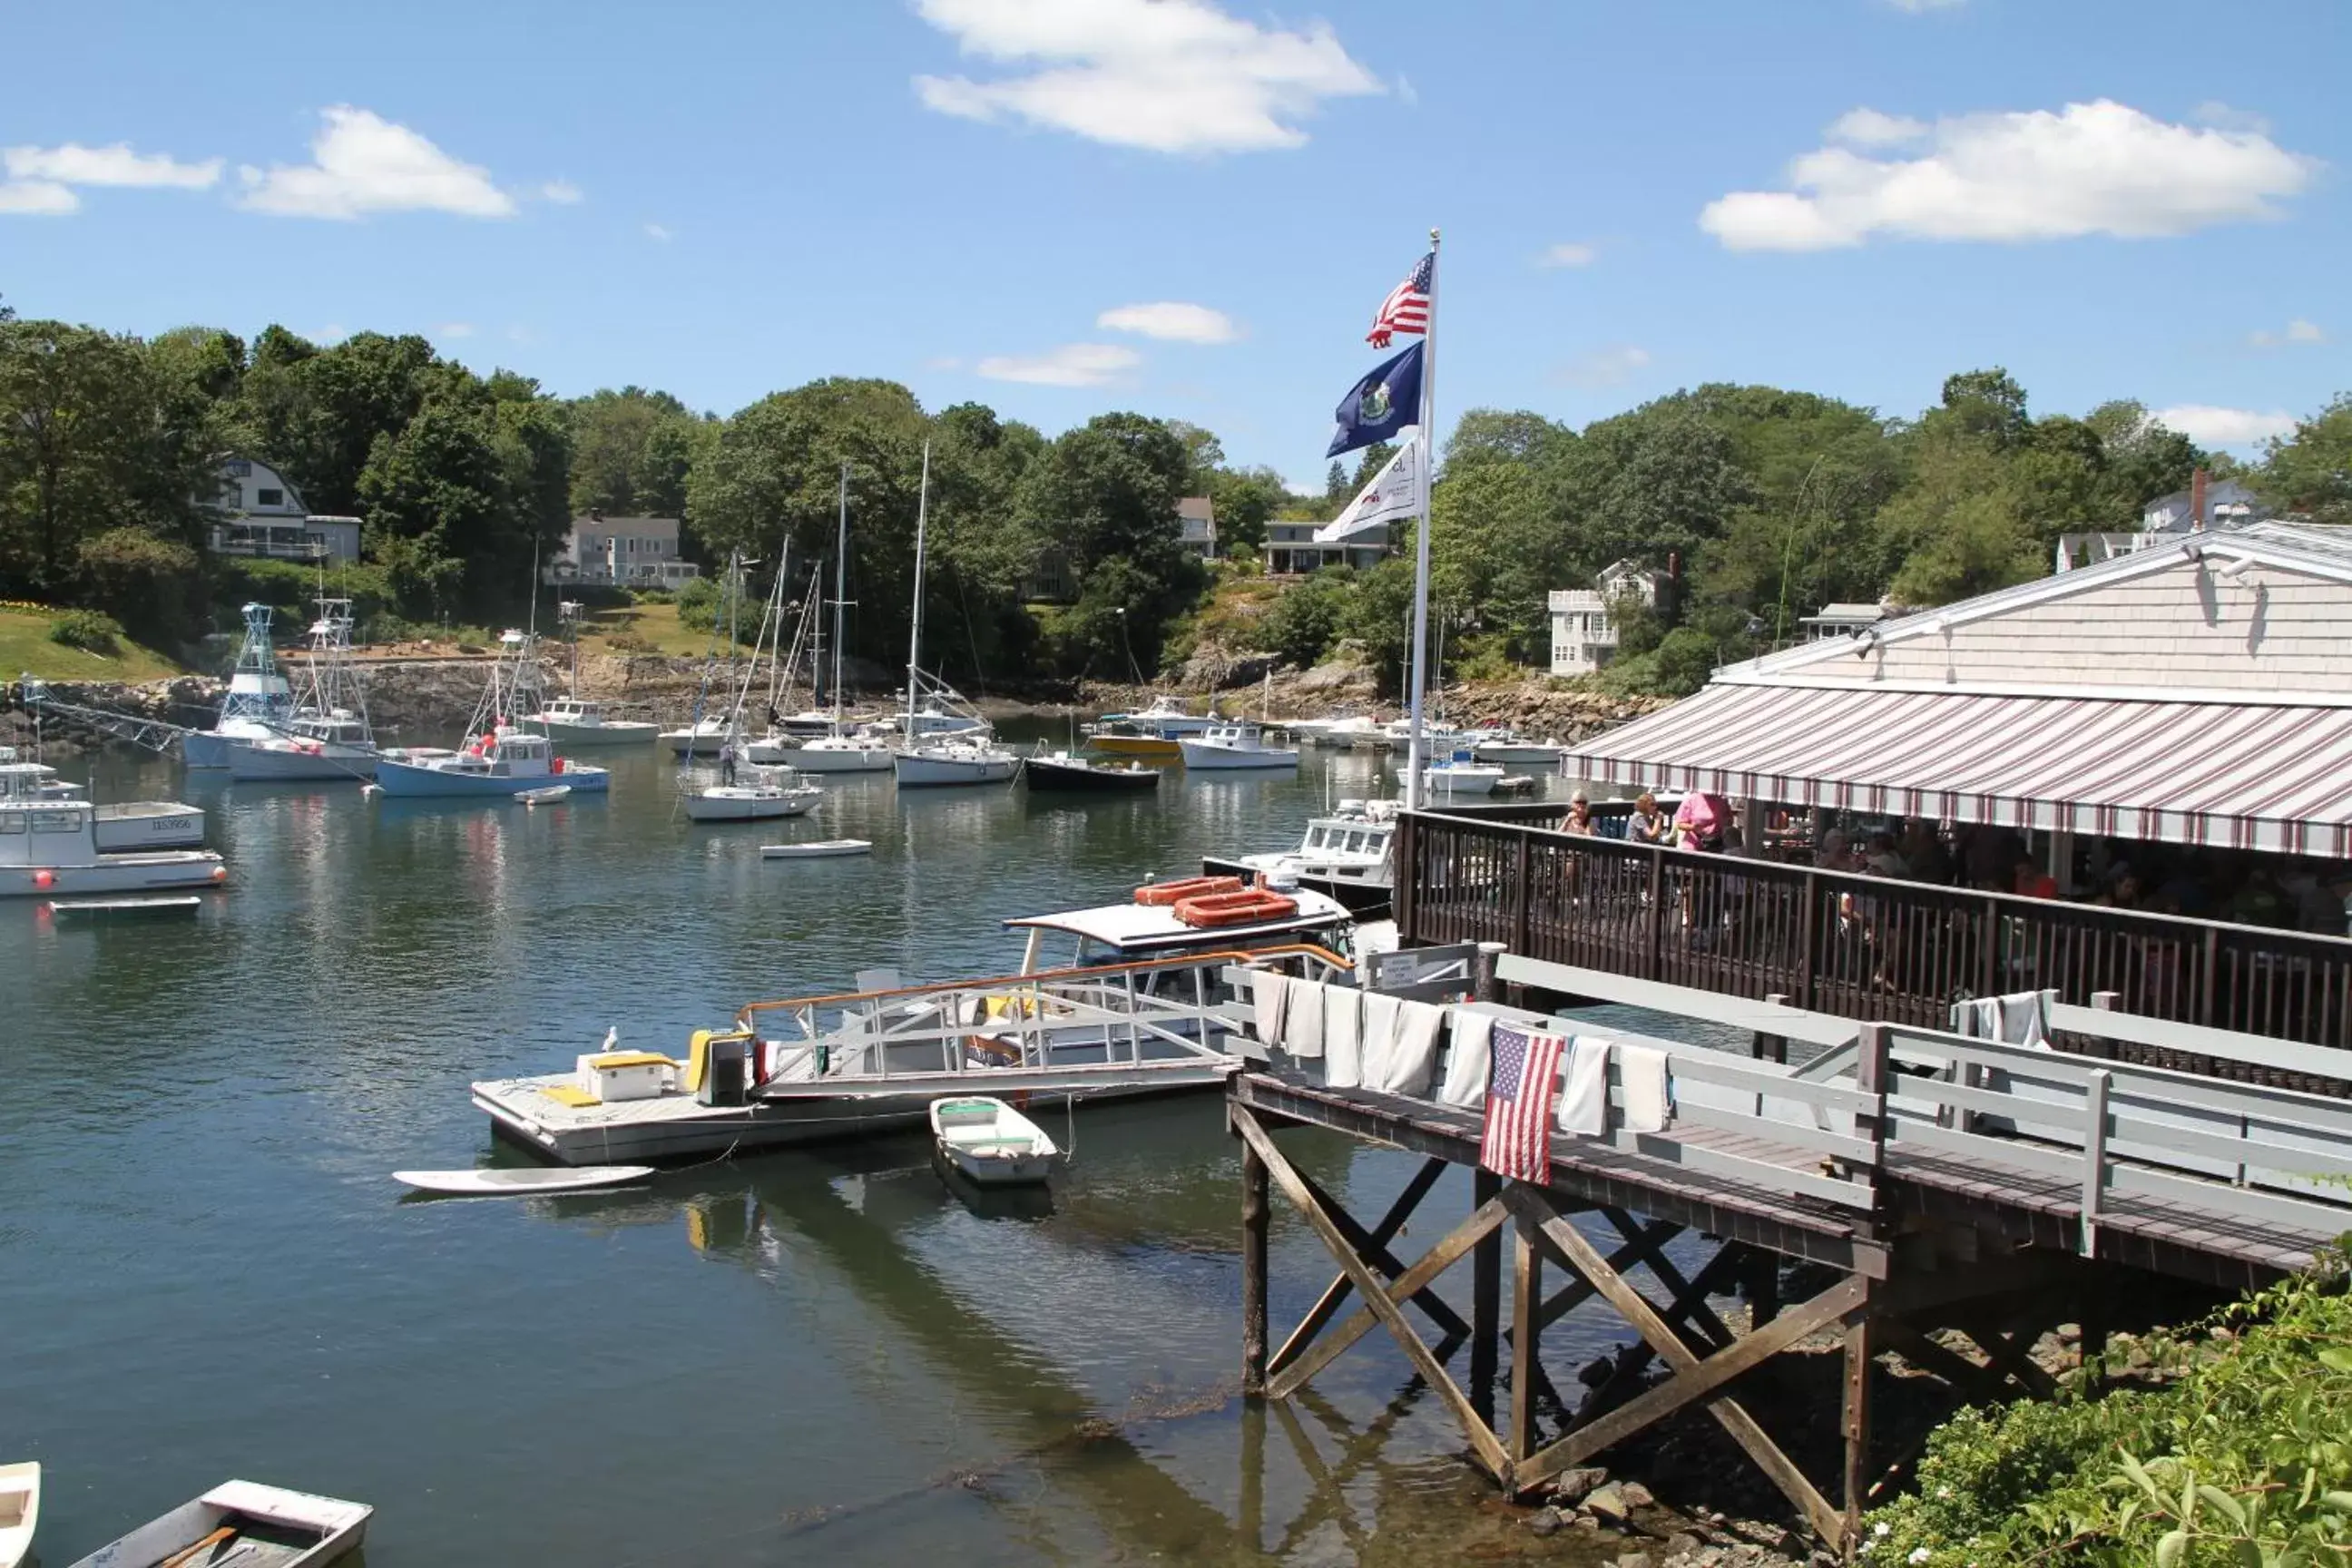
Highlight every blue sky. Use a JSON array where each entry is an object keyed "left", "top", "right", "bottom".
[{"left": 5, "top": 0, "right": 2346, "bottom": 489}]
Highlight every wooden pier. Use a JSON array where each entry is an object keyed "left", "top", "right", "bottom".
[{"left": 1230, "top": 978, "right": 2352, "bottom": 1551}]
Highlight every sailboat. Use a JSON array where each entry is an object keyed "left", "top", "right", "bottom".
[
  {"left": 682, "top": 551, "right": 823, "bottom": 823},
  {"left": 221, "top": 598, "right": 380, "bottom": 782},
  {"left": 658, "top": 553, "right": 751, "bottom": 760},
  {"left": 372, "top": 629, "right": 611, "bottom": 799},
  {"left": 751, "top": 465, "right": 895, "bottom": 773},
  {"left": 182, "top": 603, "right": 296, "bottom": 768},
  {"left": 892, "top": 443, "right": 1018, "bottom": 789}
]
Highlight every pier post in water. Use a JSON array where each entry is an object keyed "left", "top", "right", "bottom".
[
  {"left": 1240, "top": 1124, "right": 1269, "bottom": 1396},
  {"left": 1470, "top": 1168, "right": 1503, "bottom": 1416}
]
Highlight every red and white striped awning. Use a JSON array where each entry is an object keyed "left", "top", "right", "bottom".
[{"left": 1562, "top": 684, "right": 2352, "bottom": 857}]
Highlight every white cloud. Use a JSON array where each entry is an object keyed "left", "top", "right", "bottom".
[
  {"left": 433, "top": 322, "right": 476, "bottom": 339},
  {"left": 0, "top": 181, "right": 77, "bottom": 215},
  {"left": 975, "top": 343, "right": 1142, "bottom": 387},
  {"left": 2152, "top": 404, "right": 2298, "bottom": 447},
  {"left": 2194, "top": 102, "right": 2271, "bottom": 135},
  {"left": 1096, "top": 301, "right": 1240, "bottom": 343},
  {"left": 912, "top": 0, "right": 1382, "bottom": 154},
  {"left": 238, "top": 106, "right": 515, "bottom": 220},
  {"left": 924, "top": 355, "right": 965, "bottom": 372},
  {"left": 1700, "top": 99, "right": 2317, "bottom": 251},
  {"left": 2249, "top": 317, "right": 2325, "bottom": 348},
  {"left": 1557, "top": 344, "right": 1651, "bottom": 388},
  {"left": 643, "top": 222, "right": 671, "bottom": 241},
  {"left": 4, "top": 142, "right": 221, "bottom": 189},
  {"left": 1537, "top": 240, "right": 1598, "bottom": 268},
  {"left": 537, "top": 178, "right": 583, "bottom": 204},
  {"left": 1825, "top": 108, "right": 1927, "bottom": 148}
]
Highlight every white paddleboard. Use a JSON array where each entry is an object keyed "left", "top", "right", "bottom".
[
  {"left": 761, "top": 839, "right": 873, "bottom": 858},
  {"left": 394, "top": 1165, "right": 653, "bottom": 1196}
]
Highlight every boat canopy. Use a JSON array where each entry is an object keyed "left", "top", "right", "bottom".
[{"left": 1005, "top": 888, "right": 1350, "bottom": 956}]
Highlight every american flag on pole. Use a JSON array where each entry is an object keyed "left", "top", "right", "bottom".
[
  {"left": 1366, "top": 251, "right": 1434, "bottom": 348},
  {"left": 1480, "top": 1024, "right": 1565, "bottom": 1182}
]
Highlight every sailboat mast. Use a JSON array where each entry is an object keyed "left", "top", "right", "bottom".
[
  {"left": 906, "top": 441, "right": 931, "bottom": 739},
  {"left": 833, "top": 462, "right": 848, "bottom": 727}
]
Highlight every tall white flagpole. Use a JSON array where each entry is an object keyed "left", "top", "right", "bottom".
[{"left": 1403, "top": 229, "right": 1441, "bottom": 813}]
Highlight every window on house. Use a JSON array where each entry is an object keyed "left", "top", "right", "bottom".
[{"left": 257, "top": 488, "right": 284, "bottom": 507}]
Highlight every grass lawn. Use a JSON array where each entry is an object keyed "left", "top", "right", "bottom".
[
  {"left": 573, "top": 601, "right": 730, "bottom": 659},
  {"left": 0, "top": 608, "right": 186, "bottom": 682}
]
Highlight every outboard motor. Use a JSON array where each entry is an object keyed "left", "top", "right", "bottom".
[{"left": 699, "top": 1035, "right": 752, "bottom": 1107}]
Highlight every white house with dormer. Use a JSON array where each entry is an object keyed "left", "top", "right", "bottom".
[
  {"left": 203, "top": 456, "right": 361, "bottom": 564},
  {"left": 1547, "top": 557, "right": 1667, "bottom": 676}
]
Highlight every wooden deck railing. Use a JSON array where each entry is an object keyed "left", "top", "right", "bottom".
[{"left": 1396, "top": 808, "right": 2352, "bottom": 1071}]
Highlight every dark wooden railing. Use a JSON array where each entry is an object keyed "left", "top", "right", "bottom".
[{"left": 1396, "top": 808, "right": 2352, "bottom": 1073}]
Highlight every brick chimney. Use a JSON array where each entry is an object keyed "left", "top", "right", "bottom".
[{"left": 2189, "top": 467, "right": 2208, "bottom": 534}]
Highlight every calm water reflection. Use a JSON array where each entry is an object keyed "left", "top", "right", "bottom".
[{"left": 5, "top": 732, "right": 1649, "bottom": 1564}]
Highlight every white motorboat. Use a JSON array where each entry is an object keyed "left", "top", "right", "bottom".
[
  {"left": 1397, "top": 756, "right": 1507, "bottom": 796},
  {"left": 223, "top": 599, "right": 381, "bottom": 782},
  {"left": 514, "top": 785, "right": 572, "bottom": 806},
  {"left": 374, "top": 635, "right": 609, "bottom": 799},
  {"left": 683, "top": 765, "right": 823, "bottom": 822},
  {"left": 472, "top": 886, "right": 1356, "bottom": 1164},
  {"left": 930, "top": 1095, "right": 1060, "bottom": 1186},
  {"left": 66, "top": 1479, "right": 369, "bottom": 1568},
  {"left": 659, "top": 715, "right": 736, "bottom": 759},
  {"left": 518, "top": 696, "right": 658, "bottom": 747},
  {"left": 761, "top": 838, "right": 873, "bottom": 858},
  {"left": 1098, "top": 694, "right": 1218, "bottom": 738},
  {"left": 891, "top": 444, "right": 1019, "bottom": 789},
  {"left": 394, "top": 1164, "right": 652, "bottom": 1196},
  {"left": 0, "top": 1462, "right": 35, "bottom": 1568},
  {"left": 6, "top": 754, "right": 208, "bottom": 850},
  {"left": 1178, "top": 724, "right": 1299, "bottom": 770},
  {"left": 1204, "top": 798, "right": 1397, "bottom": 915},
  {"left": 1307, "top": 715, "right": 1380, "bottom": 749},
  {"left": 182, "top": 602, "right": 297, "bottom": 768},
  {"left": 754, "top": 730, "right": 895, "bottom": 772},
  {"left": 0, "top": 760, "right": 227, "bottom": 897},
  {"left": 1473, "top": 736, "right": 1565, "bottom": 765}
]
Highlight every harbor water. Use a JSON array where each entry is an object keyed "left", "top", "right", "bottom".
[{"left": 6, "top": 733, "right": 1670, "bottom": 1564}]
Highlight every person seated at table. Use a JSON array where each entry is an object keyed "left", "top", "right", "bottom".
[
  {"left": 1863, "top": 832, "right": 1905, "bottom": 878},
  {"left": 2089, "top": 864, "right": 2142, "bottom": 909},
  {"left": 1626, "top": 791, "right": 1670, "bottom": 845},
  {"left": 1897, "top": 819, "right": 1954, "bottom": 885},
  {"left": 1563, "top": 794, "right": 1596, "bottom": 836},
  {"left": 2013, "top": 854, "right": 2059, "bottom": 899}
]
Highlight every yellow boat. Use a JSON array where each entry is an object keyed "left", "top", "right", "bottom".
[{"left": 1085, "top": 729, "right": 1182, "bottom": 759}]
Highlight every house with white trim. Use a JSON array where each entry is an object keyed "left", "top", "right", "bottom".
[
  {"left": 202, "top": 456, "right": 361, "bottom": 565},
  {"left": 1547, "top": 558, "right": 1667, "bottom": 676}
]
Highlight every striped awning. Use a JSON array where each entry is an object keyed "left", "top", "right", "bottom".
[{"left": 1562, "top": 684, "right": 2352, "bottom": 858}]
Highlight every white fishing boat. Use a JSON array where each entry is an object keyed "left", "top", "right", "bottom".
[
  {"left": 66, "top": 1479, "right": 370, "bottom": 1568},
  {"left": 1397, "top": 755, "right": 1507, "bottom": 796},
  {"left": 182, "top": 602, "right": 297, "bottom": 768},
  {"left": 682, "top": 765, "right": 823, "bottom": 822},
  {"left": 472, "top": 886, "right": 1355, "bottom": 1163},
  {"left": 761, "top": 838, "right": 873, "bottom": 858},
  {"left": 1472, "top": 735, "right": 1565, "bottom": 765},
  {"left": 930, "top": 1095, "right": 1059, "bottom": 1186},
  {"left": 1203, "top": 798, "right": 1397, "bottom": 915},
  {"left": 892, "top": 443, "right": 1019, "bottom": 789},
  {"left": 1178, "top": 724, "right": 1299, "bottom": 771},
  {"left": 4, "top": 755, "right": 209, "bottom": 850},
  {"left": 223, "top": 599, "right": 380, "bottom": 782},
  {"left": 1098, "top": 694, "right": 1220, "bottom": 736},
  {"left": 518, "top": 696, "right": 658, "bottom": 747},
  {"left": 659, "top": 715, "right": 736, "bottom": 759},
  {"left": 394, "top": 1164, "right": 652, "bottom": 1196},
  {"left": 0, "top": 760, "right": 227, "bottom": 897},
  {"left": 0, "top": 1462, "right": 35, "bottom": 1568}
]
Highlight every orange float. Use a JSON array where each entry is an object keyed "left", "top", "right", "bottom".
[
  {"left": 1171, "top": 889, "right": 1299, "bottom": 928},
  {"left": 1134, "top": 875, "right": 1242, "bottom": 907}
]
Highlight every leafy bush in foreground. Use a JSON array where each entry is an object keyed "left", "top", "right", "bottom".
[
  {"left": 1867, "top": 1241, "right": 2351, "bottom": 1568},
  {"left": 48, "top": 608, "right": 124, "bottom": 654}
]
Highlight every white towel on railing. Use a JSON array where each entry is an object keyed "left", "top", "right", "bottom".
[
  {"left": 1559, "top": 1036, "right": 1611, "bottom": 1135},
  {"left": 1617, "top": 1042, "right": 1671, "bottom": 1132},
  {"left": 1323, "top": 986, "right": 1364, "bottom": 1089},
  {"left": 1952, "top": 991, "right": 2052, "bottom": 1051},
  {"left": 1382, "top": 999, "right": 1446, "bottom": 1096},
  {"left": 1438, "top": 1007, "right": 1494, "bottom": 1108},
  {"left": 1357, "top": 992, "right": 1403, "bottom": 1088},
  {"left": 1282, "top": 978, "right": 1326, "bottom": 1058},
  {"left": 1250, "top": 970, "right": 1289, "bottom": 1047}
]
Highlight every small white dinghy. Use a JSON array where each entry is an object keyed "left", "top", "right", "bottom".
[
  {"left": 514, "top": 785, "right": 572, "bottom": 806},
  {"left": 68, "top": 1479, "right": 369, "bottom": 1568},
  {"left": 760, "top": 838, "right": 874, "bottom": 859},
  {"left": 929, "top": 1095, "right": 1060, "bottom": 1187},
  {"left": 393, "top": 1164, "right": 654, "bottom": 1197},
  {"left": 0, "top": 1462, "right": 36, "bottom": 1568}
]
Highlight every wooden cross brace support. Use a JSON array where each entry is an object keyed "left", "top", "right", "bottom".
[
  {"left": 1276, "top": 1161, "right": 1472, "bottom": 1367},
  {"left": 1500, "top": 1182, "right": 1864, "bottom": 1550},
  {"left": 1232, "top": 1104, "right": 1514, "bottom": 1480}
]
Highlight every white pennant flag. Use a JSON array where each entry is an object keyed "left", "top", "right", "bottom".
[{"left": 1315, "top": 441, "right": 1420, "bottom": 544}]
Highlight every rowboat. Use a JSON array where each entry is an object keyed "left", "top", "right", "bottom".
[
  {"left": 760, "top": 839, "right": 873, "bottom": 858},
  {"left": 67, "top": 1479, "right": 370, "bottom": 1568},
  {"left": 514, "top": 785, "right": 572, "bottom": 806},
  {"left": 0, "top": 1462, "right": 35, "bottom": 1568},
  {"left": 929, "top": 1095, "right": 1060, "bottom": 1186},
  {"left": 44, "top": 896, "right": 203, "bottom": 918},
  {"left": 394, "top": 1165, "right": 653, "bottom": 1197}
]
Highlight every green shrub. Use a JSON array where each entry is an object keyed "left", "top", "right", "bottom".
[
  {"left": 629, "top": 587, "right": 675, "bottom": 605},
  {"left": 1869, "top": 1241, "right": 2352, "bottom": 1568},
  {"left": 49, "top": 608, "right": 124, "bottom": 655}
]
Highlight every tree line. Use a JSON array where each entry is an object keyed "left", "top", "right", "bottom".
[{"left": 3, "top": 297, "right": 2347, "bottom": 697}]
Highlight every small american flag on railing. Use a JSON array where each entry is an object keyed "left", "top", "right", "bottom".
[{"left": 1482, "top": 1024, "right": 1564, "bottom": 1181}]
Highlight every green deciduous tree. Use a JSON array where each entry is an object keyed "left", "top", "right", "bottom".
[{"left": 2259, "top": 393, "right": 2352, "bottom": 524}]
